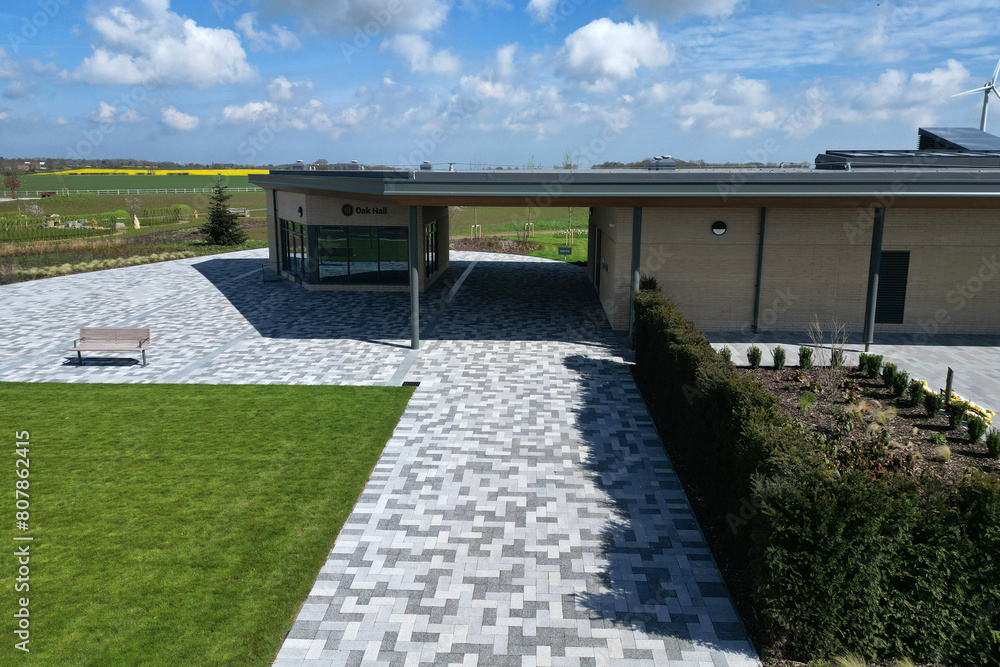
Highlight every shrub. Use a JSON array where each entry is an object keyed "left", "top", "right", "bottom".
[
  {"left": 968, "top": 416, "right": 988, "bottom": 443},
  {"left": 638, "top": 274, "right": 660, "bottom": 291},
  {"left": 932, "top": 445, "right": 951, "bottom": 462},
  {"left": 889, "top": 369, "right": 910, "bottom": 398},
  {"left": 719, "top": 346, "right": 732, "bottom": 362},
  {"left": 924, "top": 392, "right": 944, "bottom": 417},
  {"left": 831, "top": 347, "right": 845, "bottom": 368},
  {"left": 864, "top": 353, "right": 883, "bottom": 378},
  {"left": 930, "top": 433, "right": 947, "bottom": 445},
  {"left": 748, "top": 344, "right": 762, "bottom": 369},
  {"left": 634, "top": 292, "right": 1000, "bottom": 664},
  {"left": 986, "top": 429, "right": 1000, "bottom": 458},
  {"left": 882, "top": 362, "right": 898, "bottom": 387},
  {"left": 948, "top": 402, "right": 967, "bottom": 430},
  {"left": 772, "top": 345, "right": 786, "bottom": 370},
  {"left": 798, "top": 346, "right": 813, "bottom": 369},
  {"left": 799, "top": 391, "right": 817, "bottom": 416},
  {"left": 907, "top": 379, "right": 926, "bottom": 406}
]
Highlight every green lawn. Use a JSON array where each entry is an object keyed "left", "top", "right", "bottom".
[
  {"left": 0, "top": 383, "right": 413, "bottom": 666},
  {"left": 449, "top": 206, "right": 587, "bottom": 237}
]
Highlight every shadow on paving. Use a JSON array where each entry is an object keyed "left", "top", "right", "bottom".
[
  {"left": 193, "top": 255, "right": 617, "bottom": 346},
  {"left": 563, "top": 352, "right": 758, "bottom": 661}
]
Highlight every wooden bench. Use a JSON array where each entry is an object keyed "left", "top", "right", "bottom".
[{"left": 69, "top": 327, "right": 151, "bottom": 366}]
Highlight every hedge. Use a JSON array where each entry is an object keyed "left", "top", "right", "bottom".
[{"left": 632, "top": 289, "right": 1000, "bottom": 664}]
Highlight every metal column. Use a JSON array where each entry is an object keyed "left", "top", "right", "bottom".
[
  {"left": 863, "top": 207, "right": 885, "bottom": 352},
  {"left": 752, "top": 207, "right": 767, "bottom": 333},
  {"left": 409, "top": 206, "right": 420, "bottom": 350},
  {"left": 629, "top": 207, "right": 642, "bottom": 348}
]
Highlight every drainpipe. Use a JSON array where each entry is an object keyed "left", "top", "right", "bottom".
[
  {"left": 863, "top": 207, "right": 885, "bottom": 352},
  {"left": 629, "top": 207, "right": 642, "bottom": 349},
  {"left": 409, "top": 206, "right": 420, "bottom": 350}
]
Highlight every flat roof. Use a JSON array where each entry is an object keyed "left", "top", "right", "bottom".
[{"left": 250, "top": 167, "right": 1000, "bottom": 207}]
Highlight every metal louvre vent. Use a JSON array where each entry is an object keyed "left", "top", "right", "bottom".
[{"left": 875, "top": 251, "right": 910, "bottom": 325}]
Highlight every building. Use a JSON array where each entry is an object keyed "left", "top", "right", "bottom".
[{"left": 249, "top": 129, "right": 1000, "bottom": 349}]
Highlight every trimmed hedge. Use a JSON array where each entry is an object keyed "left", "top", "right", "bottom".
[{"left": 633, "top": 290, "right": 1000, "bottom": 664}]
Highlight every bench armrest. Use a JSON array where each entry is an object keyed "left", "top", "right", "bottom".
[{"left": 138, "top": 336, "right": 150, "bottom": 348}]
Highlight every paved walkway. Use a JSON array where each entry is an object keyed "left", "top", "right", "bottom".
[
  {"left": 0, "top": 250, "right": 757, "bottom": 666},
  {"left": 707, "top": 331, "right": 1000, "bottom": 414}
]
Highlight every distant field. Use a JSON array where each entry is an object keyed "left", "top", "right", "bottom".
[
  {"left": 51, "top": 168, "right": 268, "bottom": 176},
  {"left": 449, "top": 206, "right": 587, "bottom": 237},
  {"left": 15, "top": 173, "right": 259, "bottom": 193},
  {"left": 0, "top": 192, "right": 266, "bottom": 217}
]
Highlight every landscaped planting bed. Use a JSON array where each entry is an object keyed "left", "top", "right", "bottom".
[{"left": 632, "top": 289, "right": 1000, "bottom": 666}]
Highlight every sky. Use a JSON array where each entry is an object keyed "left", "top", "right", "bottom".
[{"left": 1, "top": 0, "right": 999, "bottom": 167}]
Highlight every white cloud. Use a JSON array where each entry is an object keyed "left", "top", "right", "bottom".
[
  {"left": 0, "top": 112, "right": 9, "bottom": 122},
  {"left": 678, "top": 73, "right": 782, "bottom": 139},
  {"left": 826, "top": 59, "right": 971, "bottom": 127},
  {"left": 72, "top": 1, "right": 255, "bottom": 88},
  {"left": 92, "top": 100, "right": 117, "bottom": 123},
  {"left": 526, "top": 0, "right": 557, "bottom": 22},
  {"left": 222, "top": 101, "right": 278, "bottom": 124},
  {"left": 561, "top": 18, "right": 671, "bottom": 83},
  {"left": 381, "top": 34, "right": 460, "bottom": 75},
  {"left": 267, "top": 75, "right": 313, "bottom": 102},
  {"left": 161, "top": 106, "right": 199, "bottom": 131},
  {"left": 494, "top": 44, "right": 517, "bottom": 79},
  {"left": 236, "top": 12, "right": 301, "bottom": 51},
  {"left": 119, "top": 108, "right": 143, "bottom": 123},
  {"left": 56, "top": 116, "right": 69, "bottom": 125},
  {"left": 259, "top": 0, "right": 449, "bottom": 34}
]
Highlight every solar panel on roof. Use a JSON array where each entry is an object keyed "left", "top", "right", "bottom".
[{"left": 918, "top": 127, "right": 1000, "bottom": 151}]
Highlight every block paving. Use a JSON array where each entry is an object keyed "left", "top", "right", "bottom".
[{"left": 1, "top": 249, "right": 762, "bottom": 665}]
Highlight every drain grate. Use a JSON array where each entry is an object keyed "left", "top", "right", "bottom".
[{"left": 402, "top": 381, "right": 421, "bottom": 387}]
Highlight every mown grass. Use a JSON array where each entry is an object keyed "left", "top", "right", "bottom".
[
  {"left": 0, "top": 382, "right": 413, "bottom": 666},
  {"left": 449, "top": 206, "right": 587, "bottom": 237}
]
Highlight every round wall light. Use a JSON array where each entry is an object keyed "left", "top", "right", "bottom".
[{"left": 712, "top": 220, "right": 727, "bottom": 236}]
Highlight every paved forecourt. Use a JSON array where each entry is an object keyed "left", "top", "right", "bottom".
[{"left": 0, "top": 249, "right": 759, "bottom": 666}]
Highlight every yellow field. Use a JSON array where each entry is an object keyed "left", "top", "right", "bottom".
[{"left": 49, "top": 168, "right": 270, "bottom": 176}]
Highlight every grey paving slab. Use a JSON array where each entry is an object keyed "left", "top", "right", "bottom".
[
  {"left": 707, "top": 331, "right": 1000, "bottom": 414},
  {"left": 0, "top": 249, "right": 758, "bottom": 666}
]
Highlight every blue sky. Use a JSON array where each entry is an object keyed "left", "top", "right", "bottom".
[{"left": 1, "top": 0, "right": 999, "bottom": 166}]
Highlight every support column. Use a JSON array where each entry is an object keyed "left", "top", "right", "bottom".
[
  {"left": 409, "top": 206, "right": 420, "bottom": 350},
  {"left": 752, "top": 207, "right": 767, "bottom": 333},
  {"left": 863, "top": 207, "right": 885, "bottom": 352},
  {"left": 629, "top": 207, "right": 642, "bottom": 348}
]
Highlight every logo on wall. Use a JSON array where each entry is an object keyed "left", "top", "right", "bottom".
[{"left": 341, "top": 204, "right": 354, "bottom": 217}]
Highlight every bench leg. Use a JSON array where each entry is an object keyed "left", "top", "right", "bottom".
[
  {"left": 77, "top": 351, "right": 82, "bottom": 366},
  {"left": 141, "top": 350, "right": 147, "bottom": 367}
]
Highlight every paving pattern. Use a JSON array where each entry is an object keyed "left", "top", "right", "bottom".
[
  {"left": 708, "top": 331, "right": 1000, "bottom": 414},
  {"left": 0, "top": 250, "right": 759, "bottom": 665}
]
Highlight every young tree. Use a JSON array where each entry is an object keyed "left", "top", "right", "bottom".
[
  {"left": 3, "top": 170, "right": 22, "bottom": 199},
  {"left": 200, "top": 177, "right": 247, "bottom": 246}
]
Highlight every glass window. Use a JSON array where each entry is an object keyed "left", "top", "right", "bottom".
[
  {"left": 425, "top": 220, "right": 438, "bottom": 280},
  {"left": 380, "top": 227, "right": 409, "bottom": 285},
  {"left": 350, "top": 227, "right": 380, "bottom": 284},
  {"left": 317, "top": 226, "right": 349, "bottom": 283},
  {"left": 278, "top": 219, "right": 306, "bottom": 283}
]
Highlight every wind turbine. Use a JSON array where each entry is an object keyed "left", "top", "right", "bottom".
[{"left": 954, "top": 56, "right": 1000, "bottom": 131}]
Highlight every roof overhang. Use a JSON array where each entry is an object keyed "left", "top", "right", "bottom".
[{"left": 249, "top": 168, "right": 1000, "bottom": 208}]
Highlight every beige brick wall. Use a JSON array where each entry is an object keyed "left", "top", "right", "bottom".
[
  {"left": 640, "top": 208, "right": 760, "bottom": 331},
  {"left": 605, "top": 205, "right": 1000, "bottom": 335},
  {"left": 881, "top": 208, "right": 1000, "bottom": 334},
  {"left": 592, "top": 207, "right": 634, "bottom": 330}
]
